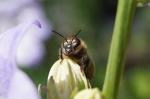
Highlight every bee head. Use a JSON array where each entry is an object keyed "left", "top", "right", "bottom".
[
  {"left": 62, "top": 36, "right": 81, "bottom": 55},
  {"left": 52, "top": 30, "right": 82, "bottom": 56}
]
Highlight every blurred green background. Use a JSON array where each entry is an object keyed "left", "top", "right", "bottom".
[{"left": 22, "top": 0, "right": 150, "bottom": 99}]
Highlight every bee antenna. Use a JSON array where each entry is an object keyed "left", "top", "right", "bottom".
[
  {"left": 71, "top": 29, "right": 82, "bottom": 42},
  {"left": 52, "top": 30, "right": 68, "bottom": 42},
  {"left": 75, "top": 29, "right": 82, "bottom": 37},
  {"left": 52, "top": 30, "right": 65, "bottom": 39}
]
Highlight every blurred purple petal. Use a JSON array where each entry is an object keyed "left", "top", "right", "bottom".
[
  {"left": 7, "top": 69, "right": 40, "bottom": 99},
  {"left": 0, "top": 0, "right": 51, "bottom": 40},
  {"left": 16, "top": 20, "right": 47, "bottom": 66},
  {"left": 17, "top": 5, "right": 51, "bottom": 40},
  {"left": 0, "top": 58, "right": 15, "bottom": 98},
  {"left": 0, "top": 20, "right": 41, "bottom": 98},
  {"left": 0, "top": 20, "right": 41, "bottom": 61},
  {"left": 0, "top": 0, "right": 52, "bottom": 67},
  {"left": 17, "top": 38, "right": 45, "bottom": 66},
  {"left": 0, "top": 0, "right": 34, "bottom": 15},
  {"left": 33, "top": 20, "right": 42, "bottom": 28}
]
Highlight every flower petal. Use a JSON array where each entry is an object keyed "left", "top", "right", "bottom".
[
  {"left": 0, "top": 0, "right": 52, "bottom": 40},
  {"left": 17, "top": 39, "right": 45, "bottom": 66},
  {"left": 0, "top": 0, "right": 34, "bottom": 15},
  {"left": 74, "top": 88, "right": 102, "bottom": 99},
  {"left": 0, "top": 0, "right": 52, "bottom": 66},
  {"left": 7, "top": 69, "right": 41, "bottom": 99},
  {"left": 0, "top": 58, "right": 14, "bottom": 97},
  {"left": 47, "top": 59, "right": 90, "bottom": 99},
  {"left": 17, "top": 5, "right": 52, "bottom": 40},
  {"left": 0, "top": 20, "right": 41, "bottom": 97},
  {"left": 0, "top": 20, "right": 41, "bottom": 61}
]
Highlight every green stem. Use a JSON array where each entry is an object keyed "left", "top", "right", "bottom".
[{"left": 102, "top": 0, "right": 136, "bottom": 99}]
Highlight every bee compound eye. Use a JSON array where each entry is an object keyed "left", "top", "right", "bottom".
[
  {"left": 64, "top": 41, "right": 68, "bottom": 46},
  {"left": 72, "top": 42, "right": 77, "bottom": 47},
  {"left": 72, "top": 39, "right": 76, "bottom": 43}
]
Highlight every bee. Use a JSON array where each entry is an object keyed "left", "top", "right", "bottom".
[{"left": 52, "top": 30, "right": 94, "bottom": 80}]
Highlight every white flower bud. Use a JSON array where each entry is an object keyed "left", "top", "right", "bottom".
[
  {"left": 47, "top": 59, "right": 90, "bottom": 99},
  {"left": 74, "top": 88, "right": 102, "bottom": 99}
]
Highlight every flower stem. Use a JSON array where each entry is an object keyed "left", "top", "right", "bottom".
[{"left": 102, "top": 0, "right": 137, "bottom": 99}]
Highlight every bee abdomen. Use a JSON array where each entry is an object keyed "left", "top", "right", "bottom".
[
  {"left": 84, "top": 60, "right": 94, "bottom": 80},
  {"left": 79, "top": 54, "right": 94, "bottom": 80}
]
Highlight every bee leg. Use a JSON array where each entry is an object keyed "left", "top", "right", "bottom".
[
  {"left": 80, "top": 55, "right": 92, "bottom": 80},
  {"left": 59, "top": 48, "right": 63, "bottom": 63},
  {"left": 80, "top": 56, "right": 87, "bottom": 73}
]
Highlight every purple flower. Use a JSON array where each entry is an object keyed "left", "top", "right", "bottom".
[
  {"left": 0, "top": 0, "right": 52, "bottom": 67},
  {"left": 0, "top": 20, "right": 41, "bottom": 99}
]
